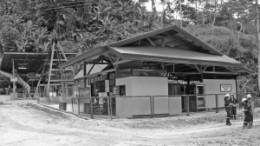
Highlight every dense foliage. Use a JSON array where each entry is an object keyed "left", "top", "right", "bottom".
[{"left": 0, "top": 0, "right": 259, "bottom": 98}]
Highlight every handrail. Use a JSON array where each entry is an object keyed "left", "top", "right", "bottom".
[
  {"left": 0, "top": 70, "right": 31, "bottom": 97},
  {"left": 15, "top": 72, "right": 31, "bottom": 98}
]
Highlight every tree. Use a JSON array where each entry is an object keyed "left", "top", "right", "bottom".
[{"left": 256, "top": 0, "right": 260, "bottom": 92}]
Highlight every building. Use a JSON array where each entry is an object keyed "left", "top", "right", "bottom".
[
  {"left": 0, "top": 41, "right": 78, "bottom": 99},
  {"left": 61, "top": 25, "right": 249, "bottom": 118}
]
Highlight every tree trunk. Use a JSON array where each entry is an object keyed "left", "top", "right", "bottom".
[
  {"left": 212, "top": 0, "right": 218, "bottom": 26},
  {"left": 195, "top": 0, "right": 198, "bottom": 25},
  {"left": 180, "top": 0, "right": 182, "bottom": 27},
  {"left": 256, "top": 0, "right": 260, "bottom": 92},
  {"left": 161, "top": 0, "right": 166, "bottom": 26},
  {"left": 151, "top": 0, "right": 156, "bottom": 13}
]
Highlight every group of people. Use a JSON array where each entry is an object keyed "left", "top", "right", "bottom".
[
  {"left": 224, "top": 93, "right": 254, "bottom": 129},
  {"left": 224, "top": 93, "right": 238, "bottom": 126}
]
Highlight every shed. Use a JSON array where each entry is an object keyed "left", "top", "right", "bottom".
[{"left": 61, "top": 25, "right": 249, "bottom": 118}]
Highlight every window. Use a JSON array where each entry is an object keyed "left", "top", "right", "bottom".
[
  {"left": 119, "top": 85, "right": 126, "bottom": 96},
  {"left": 196, "top": 85, "right": 204, "bottom": 95}
]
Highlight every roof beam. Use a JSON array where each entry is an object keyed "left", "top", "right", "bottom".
[
  {"left": 75, "top": 68, "right": 116, "bottom": 80},
  {"left": 203, "top": 71, "right": 237, "bottom": 75},
  {"left": 60, "top": 47, "right": 107, "bottom": 68},
  {"left": 170, "top": 71, "right": 237, "bottom": 75},
  {"left": 87, "top": 64, "right": 95, "bottom": 75},
  {"left": 195, "top": 65, "right": 202, "bottom": 72},
  {"left": 113, "top": 60, "right": 132, "bottom": 65},
  {"left": 173, "top": 26, "right": 223, "bottom": 55},
  {"left": 146, "top": 38, "right": 156, "bottom": 46}
]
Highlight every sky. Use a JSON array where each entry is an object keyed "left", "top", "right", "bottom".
[{"left": 143, "top": 1, "right": 163, "bottom": 12}]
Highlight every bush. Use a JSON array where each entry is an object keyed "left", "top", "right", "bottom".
[{"left": 254, "top": 98, "right": 260, "bottom": 108}]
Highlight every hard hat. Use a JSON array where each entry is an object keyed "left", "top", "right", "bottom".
[
  {"left": 246, "top": 94, "right": 252, "bottom": 98},
  {"left": 225, "top": 93, "right": 230, "bottom": 97},
  {"left": 242, "top": 98, "right": 247, "bottom": 103}
]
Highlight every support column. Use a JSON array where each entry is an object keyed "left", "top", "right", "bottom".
[
  {"left": 84, "top": 62, "right": 93, "bottom": 119},
  {"left": 83, "top": 62, "right": 87, "bottom": 87},
  {"left": 46, "top": 42, "right": 55, "bottom": 97},
  {"left": 12, "top": 59, "right": 16, "bottom": 94},
  {"left": 215, "top": 94, "right": 219, "bottom": 113}
]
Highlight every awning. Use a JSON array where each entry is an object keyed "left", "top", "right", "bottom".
[
  {"left": 109, "top": 46, "right": 242, "bottom": 67},
  {"left": 0, "top": 52, "right": 48, "bottom": 74}
]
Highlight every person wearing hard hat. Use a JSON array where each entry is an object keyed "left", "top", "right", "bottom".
[
  {"left": 229, "top": 94, "right": 238, "bottom": 120},
  {"left": 241, "top": 96, "right": 251, "bottom": 129},
  {"left": 224, "top": 93, "right": 232, "bottom": 126},
  {"left": 246, "top": 94, "right": 254, "bottom": 127}
]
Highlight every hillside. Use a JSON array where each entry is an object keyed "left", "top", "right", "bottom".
[{"left": 185, "top": 25, "right": 258, "bottom": 56}]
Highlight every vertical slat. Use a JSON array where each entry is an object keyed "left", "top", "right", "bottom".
[
  {"left": 186, "top": 95, "right": 190, "bottom": 116},
  {"left": 215, "top": 94, "right": 219, "bottom": 113}
]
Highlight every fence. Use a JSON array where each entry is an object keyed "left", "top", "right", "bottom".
[{"left": 37, "top": 93, "right": 254, "bottom": 119}]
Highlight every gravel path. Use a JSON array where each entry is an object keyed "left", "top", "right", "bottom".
[{"left": 0, "top": 101, "right": 259, "bottom": 146}]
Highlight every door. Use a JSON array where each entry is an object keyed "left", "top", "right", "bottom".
[{"left": 196, "top": 85, "right": 206, "bottom": 111}]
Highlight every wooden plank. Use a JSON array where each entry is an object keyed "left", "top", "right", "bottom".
[
  {"left": 75, "top": 68, "right": 116, "bottom": 80},
  {"left": 46, "top": 43, "right": 55, "bottom": 97},
  {"left": 112, "top": 60, "right": 132, "bottom": 65},
  {"left": 146, "top": 38, "right": 156, "bottom": 46},
  {"left": 59, "top": 47, "right": 108, "bottom": 68},
  {"left": 50, "top": 79, "right": 74, "bottom": 82}
]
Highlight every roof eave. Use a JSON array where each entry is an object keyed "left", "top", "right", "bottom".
[{"left": 60, "top": 47, "right": 107, "bottom": 68}]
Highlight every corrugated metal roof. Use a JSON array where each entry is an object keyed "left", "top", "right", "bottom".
[
  {"left": 60, "top": 47, "right": 107, "bottom": 69},
  {"left": 60, "top": 25, "right": 224, "bottom": 68},
  {"left": 108, "top": 25, "right": 223, "bottom": 56},
  {"left": 0, "top": 52, "right": 48, "bottom": 74},
  {"left": 109, "top": 46, "right": 242, "bottom": 67}
]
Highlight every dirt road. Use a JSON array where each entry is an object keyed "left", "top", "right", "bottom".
[{"left": 0, "top": 101, "right": 259, "bottom": 146}]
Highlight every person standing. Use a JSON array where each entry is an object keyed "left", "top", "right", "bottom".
[
  {"left": 246, "top": 94, "right": 254, "bottom": 127},
  {"left": 230, "top": 94, "right": 238, "bottom": 120},
  {"left": 224, "top": 93, "right": 232, "bottom": 126},
  {"left": 241, "top": 97, "right": 251, "bottom": 129}
]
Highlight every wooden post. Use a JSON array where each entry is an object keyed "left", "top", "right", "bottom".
[
  {"left": 78, "top": 98, "right": 80, "bottom": 115},
  {"left": 46, "top": 43, "right": 55, "bottom": 98},
  {"left": 186, "top": 95, "right": 190, "bottom": 116},
  {"left": 72, "top": 98, "right": 74, "bottom": 113},
  {"left": 109, "top": 95, "right": 113, "bottom": 120},
  {"left": 12, "top": 59, "right": 16, "bottom": 98},
  {"left": 235, "top": 76, "right": 240, "bottom": 109},
  {"left": 215, "top": 94, "right": 219, "bottom": 113},
  {"left": 83, "top": 62, "right": 87, "bottom": 87},
  {"left": 168, "top": 95, "right": 170, "bottom": 115},
  {"left": 90, "top": 96, "right": 93, "bottom": 119},
  {"left": 150, "top": 96, "right": 154, "bottom": 118},
  {"left": 108, "top": 96, "right": 111, "bottom": 119}
]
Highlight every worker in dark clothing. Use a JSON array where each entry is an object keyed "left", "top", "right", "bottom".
[
  {"left": 246, "top": 94, "right": 254, "bottom": 127},
  {"left": 224, "top": 93, "right": 232, "bottom": 126},
  {"left": 241, "top": 97, "right": 251, "bottom": 129},
  {"left": 230, "top": 95, "right": 238, "bottom": 120}
]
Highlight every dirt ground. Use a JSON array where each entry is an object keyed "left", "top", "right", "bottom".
[{"left": 0, "top": 100, "right": 260, "bottom": 146}]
